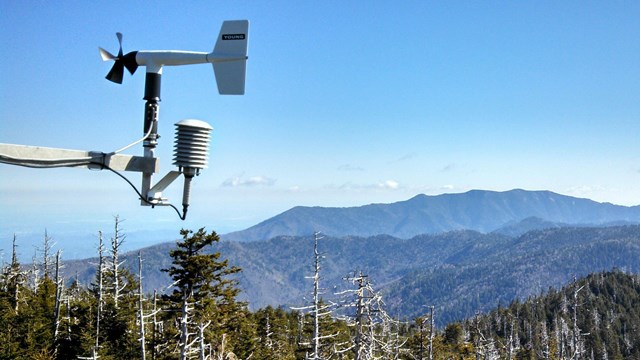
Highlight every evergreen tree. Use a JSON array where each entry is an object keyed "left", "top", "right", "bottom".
[
  {"left": 252, "top": 306, "right": 298, "bottom": 359},
  {"left": 0, "top": 235, "right": 27, "bottom": 358},
  {"left": 81, "top": 219, "right": 141, "bottom": 360},
  {"left": 162, "top": 228, "right": 243, "bottom": 360}
]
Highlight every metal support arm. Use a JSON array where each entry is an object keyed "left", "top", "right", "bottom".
[{"left": 0, "top": 143, "right": 158, "bottom": 173}]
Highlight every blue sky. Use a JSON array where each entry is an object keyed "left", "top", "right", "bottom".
[{"left": 1, "top": 1, "right": 639, "bottom": 258}]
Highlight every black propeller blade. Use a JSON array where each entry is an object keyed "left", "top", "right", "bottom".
[{"left": 99, "top": 32, "right": 139, "bottom": 84}]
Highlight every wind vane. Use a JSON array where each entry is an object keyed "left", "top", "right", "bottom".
[{"left": 0, "top": 20, "right": 250, "bottom": 220}]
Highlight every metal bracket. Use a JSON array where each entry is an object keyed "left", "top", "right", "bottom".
[{"left": 144, "top": 170, "right": 182, "bottom": 205}]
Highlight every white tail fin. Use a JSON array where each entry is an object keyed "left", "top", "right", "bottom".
[{"left": 212, "top": 20, "right": 249, "bottom": 95}]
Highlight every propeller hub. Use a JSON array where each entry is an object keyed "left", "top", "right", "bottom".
[{"left": 101, "top": 33, "right": 138, "bottom": 84}]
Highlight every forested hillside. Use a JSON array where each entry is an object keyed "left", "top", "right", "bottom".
[
  {"left": 452, "top": 271, "right": 640, "bottom": 359},
  {"left": 2, "top": 227, "right": 638, "bottom": 359},
  {"left": 383, "top": 225, "right": 640, "bottom": 325},
  {"left": 60, "top": 224, "right": 640, "bottom": 328}
]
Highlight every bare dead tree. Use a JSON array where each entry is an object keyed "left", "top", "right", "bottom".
[
  {"left": 110, "top": 216, "right": 127, "bottom": 309},
  {"left": 507, "top": 319, "right": 516, "bottom": 360},
  {"left": 41, "top": 229, "right": 54, "bottom": 279},
  {"left": 7, "top": 234, "right": 26, "bottom": 312},
  {"left": 151, "top": 290, "right": 164, "bottom": 360},
  {"left": 555, "top": 315, "right": 568, "bottom": 360},
  {"left": 418, "top": 317, "right": 425, "bottom": 360},
  {"left": 338, "top": 272, "right": 405, "bottom": 360},
  {"left": 178, "top": 289, "right": 195, "bottom": 360},
  {"left": 264, "top": 313, "right": 273, "bottom": 350},
  {"left": 65, "top": 289, "right": 72, "bottom": 342},
  {"left": 291, "top": 232, "right": 339, "bottom": 360},
  {"left": 31, "top": 248, "right": 39, "bottom": 293},
  {"left": 10, "top": 235, "right": 20, "bottom": 311},
  {"left": 213, "top": 333, "right": 238, "bottom": 360},
  {"left": 354, "top": 274, "right": 365, "bottom": 359},
  {"left": 136, "top": 251, "right": 162, "bottom": 360},
  {"left": 309, "top": 232, "right": 340, "bottom": 360},
  {"left": 53, "top": 250, "right": 63, "bottom": 356},
  {"left": 297, "top": 311, "right": 306, "bottom": 349},
  {"left": 570, "top": 282, "right": 587, "bottom": 360},
  {"left": 95, "top": 230, "right": 106, "bottom": 352},
  {"left": 198, "top": 320, "right": 212, "bottom": 360},
  {"left": 138, "top": 251, "right": 147, "bottom": 360},
  {"left": 311, "top": 231, "right": 323, "bottom": 360},
  {"left": 427, "top": 306, "right": 434, "bottom": 360},
  {"left": 537, "top": 321, "right": 551, "bottom": 360},
  {"left": 473, "top": 312, "right": 499, "bottom": 360},
  {"left": 337, "top": 272, "right": 366, "bottom": 359}
]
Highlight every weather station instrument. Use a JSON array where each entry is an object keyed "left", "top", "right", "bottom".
[{"left": 0, "top": 20, "right": 249, "bottom": 220}]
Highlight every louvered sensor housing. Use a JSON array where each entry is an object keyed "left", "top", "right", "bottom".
[
  {"left": 174, "top": 119, "right": 213, "bottom": 172},
  {"left": 173, "top": 119, "right": 213, "bottom": 216}
]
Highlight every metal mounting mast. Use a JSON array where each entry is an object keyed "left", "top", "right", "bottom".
[{"left": 0, "top": 20, "right": 249, "bottom": 220}]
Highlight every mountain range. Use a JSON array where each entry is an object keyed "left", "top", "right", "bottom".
[
  {"left": 222, "top": 189, "right": 640, "bottom": 241},
  {"left": 63, "top": 225, "right": 640, "bottom": 327},
  {"left": 60, "top": 189, "right": 640, "bottom": 327}
]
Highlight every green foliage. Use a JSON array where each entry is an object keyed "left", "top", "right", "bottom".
[
  {"left": 442, "top": 323, "right": 463, "bottom": 346},
  {"left": 0, "top": 276, "right": 58, "bottom": 359},
  {"left": 63, "top": 225, "right": 640, "bottom": 328},
  {"left": 455, "top": 270, "right": 640, "bottom": 359},
  {"left": 2, "top": 226, "right": 639, "bottom": 360},
  {"left": 164, "top": 228, "right": 241, "bottom": 312},
  {"left": 161, "top": 228, "right": 245, "bottom": 359},
  {"left": 250, "top": 306, "right": 298, "bottom": 359},
  {"left": 54, "top": 283, "right": 95, "bottom": 360}
]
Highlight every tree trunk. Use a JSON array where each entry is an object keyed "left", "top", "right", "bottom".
[
  {"left": 96, "top": 231, "right": 104, "bottom": 350},
  {"left": 138, "top": 252, "right": 147, "bottom": 360},
  {"left": 53, "top": 250, "right": 63, "bottom": 355}
]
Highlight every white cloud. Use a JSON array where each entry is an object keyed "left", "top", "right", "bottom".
[
  {"left": 378, "top": 180, "right": 400, "bottom": 190},
  {"left": 222, "top": 175, "right": 276, "bottom": 187}
]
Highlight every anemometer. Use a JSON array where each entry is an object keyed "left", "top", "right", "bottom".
[{"left": 0, "top": 20, "right": 250, "bottom": 220}]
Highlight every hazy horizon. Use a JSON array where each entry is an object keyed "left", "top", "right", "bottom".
[{"left": 2, "top": 2, "right": 639, "bottom": 257}]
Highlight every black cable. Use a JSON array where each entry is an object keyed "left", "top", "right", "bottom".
[
  {"left": 0, "top": 151, "right": 187, "bottom": 220},
  {"left": 91, "top": 161, "right": 187, "bottom": 220}
]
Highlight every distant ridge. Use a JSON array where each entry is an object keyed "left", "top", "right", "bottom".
[
  {"left": 64, "top": 224, "right": 640, "bottom": 325},
  {"left": 223, "top": 189, "right": 640, "bottom": 241}
]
